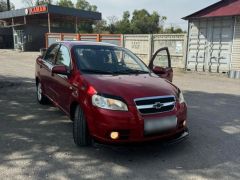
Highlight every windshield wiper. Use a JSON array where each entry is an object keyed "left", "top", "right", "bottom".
[{"left": 81, "top": 69, "right": 113, "bottom": 74}]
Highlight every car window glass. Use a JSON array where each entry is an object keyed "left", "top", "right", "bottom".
[
  {"left": 153, "top": 49, "right": 169, "bottom": 68},
  {"left": 75, "top": 48, "right": 116, "bottom": 70},
  {"left": 121, "top": 52, "right": 140, "bottom": 70},
  {"left": 74, "top": 45, "right": 149, "bottom": 74},
  {"left": 44, "top": 44, "right": 59, "bottom": 64},
  {"left": 56, "top": 45, "right": 71, "bottom": 68}
]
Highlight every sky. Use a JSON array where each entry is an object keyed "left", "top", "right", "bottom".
[{"left": 10, "top": 0, "right": 219, "bottom": 30}]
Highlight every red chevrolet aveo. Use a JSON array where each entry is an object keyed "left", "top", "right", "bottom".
[{"left": 35, "top": 41, "right": 188, "bottom": 147}]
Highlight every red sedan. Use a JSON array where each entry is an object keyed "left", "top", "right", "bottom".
[{"left": 35, "top": 41, "right": 188, "bottom": 146}]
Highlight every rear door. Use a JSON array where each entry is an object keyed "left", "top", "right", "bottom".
[{"left": 148, "top": 47, "right": 173, "bottom": 82}]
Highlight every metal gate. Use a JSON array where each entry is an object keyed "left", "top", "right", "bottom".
[{"left": 187, "top": 17, "right": 234, "bottom": 73}]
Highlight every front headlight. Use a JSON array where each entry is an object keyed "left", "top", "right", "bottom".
[
  {"left": 178, "top": 91, "right": 185, "bottom": 104},
  {"left": 92, "top": 94, "right": 128, "bottom": 111}
]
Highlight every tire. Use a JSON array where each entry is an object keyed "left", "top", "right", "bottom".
[
  {"left": 73, "top": 105, "right": 92, "bottom": 147},
  {"left": 36, "top": 82, "right": 49, "bottom": 105}
]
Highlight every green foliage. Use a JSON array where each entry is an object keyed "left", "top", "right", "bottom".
[
  {"left": 56, "top": 0, "right": 74, "bottom": 8},
  {"left": 131, "top": 10, "right": 167, "bottom": 34},
  {"left": 75, "top": 0, "right": 98, "bottom": 33},
  {"left": 0, "top": 0, "right": 15, "bottom": 12},
  {"left": 164, "top": 26, "right": 186, "bottom": 34},
  {"left": 105, "top": 10, "right": 168, "bottom": 34},
  {"left": 76, "top": 0, "right": 97, "bottom": 11},
  {"left": 93, "top": 20, "right": 108, "bottom": 33},
  {"left": 21, "top": 0, "right": 52, "bottom": 7},
  {"left": 36, "top": 0, "right": 53, "bottom": 5},
  {"left": 78, "top": 22, "right": 93, "bottom": 33},
  {"left": 114, "top": 11, "right": 131, "bottom": 34}
]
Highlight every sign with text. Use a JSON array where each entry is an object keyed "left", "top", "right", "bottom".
[{"left": 25, "top": 6, "right": 48, "bottom": 15}]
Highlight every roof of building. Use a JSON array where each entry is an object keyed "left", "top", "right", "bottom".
[
  {"left": 0, "top": 4, "right": 101, "bottom": 20},
  {"left": 183, "top": 0, "right": 240, "bottom": 20}
]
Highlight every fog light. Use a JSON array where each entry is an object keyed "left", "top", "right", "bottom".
[
  {"left": 183, "top": 120, "right": 187, "bottom": 127},
  {"left": 110, "top": 132, "right": 119, "bottom": 140}
]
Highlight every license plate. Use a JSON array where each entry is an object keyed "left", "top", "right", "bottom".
[{"left": 144, "top": 116, "right": 177, "bottom": 135}]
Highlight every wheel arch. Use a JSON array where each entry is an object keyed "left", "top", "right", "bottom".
[
  {"left": 35, "top": 76, "right": 39, "bottom": 86},
  {"left": 70, "top": 101, "right": 79, "bottom": 121}
]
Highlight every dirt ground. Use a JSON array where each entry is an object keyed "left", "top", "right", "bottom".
[{"left": 0, "top": 49, "right": 240, "bottom": 180}]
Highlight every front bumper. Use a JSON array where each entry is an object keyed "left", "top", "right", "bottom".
[{"left": 86, "top": 102, "right": 188, "bottom": 144}]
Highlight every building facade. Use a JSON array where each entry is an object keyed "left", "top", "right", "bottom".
[
  {"left": 0, "top": 4, "right": 101, "bottom": 51},
  {"left": 184, "top": 0, "right": 240, "bottom": 73}
]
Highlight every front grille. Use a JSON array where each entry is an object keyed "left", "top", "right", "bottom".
[{"left": 134, "top": 96, "right": 176, "bottom": 115}]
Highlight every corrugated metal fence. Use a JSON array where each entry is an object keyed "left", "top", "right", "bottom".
[{"left": 46, "top": 33, "right": 187, "bottom": 68}]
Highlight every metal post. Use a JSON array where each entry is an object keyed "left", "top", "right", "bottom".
[
  {"left": 230, "top": 17, "right": 237, "bottom": 72},
  {"left": 7, "top": 0, "right": 11, "bottom": 11},
  {"left": 148, "top": 34, "right": 153, "bottom": 63},
  {"left": 184, "top": 21, "right": 190, "bottom": 71},
  {"left": 75, "top": 17, "right": 78, "bottom": 33},
  {"left": 24, "top": 16, "right": 26, "bottom": 24},
  {"left": 120, "top": 34, "right": 123, "bottom": 47},
  {"left": 11, "top": 18, "right": 15, "bottom": 49},
  {"left": 96, "top": 34, "right": 100, "bottom": 42},
  {"left": 48, "top": 13, "right": 51, "bottom": 33}
]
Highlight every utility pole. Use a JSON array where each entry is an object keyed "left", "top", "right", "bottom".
[{"left": 7, "top": 0, "right": 10, "bottom": 11}]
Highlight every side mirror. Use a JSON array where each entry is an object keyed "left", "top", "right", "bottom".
[
  {"left": 40, "top": 48, "right": 47, "bottom": 58},
  {"left": 52, "top": 65, "right": 70, "bottom": 76}
]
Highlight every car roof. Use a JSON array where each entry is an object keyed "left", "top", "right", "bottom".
[{"left": 59, "top": 41, "right": 119, "bottom": 48}]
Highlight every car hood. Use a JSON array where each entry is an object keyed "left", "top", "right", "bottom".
[{"left": 83, "top": 73, "right": 179, "bottom": 105}]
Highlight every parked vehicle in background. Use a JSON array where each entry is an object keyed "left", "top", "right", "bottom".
[{"left": 35, "top": 41, "right": 188, "bottom": 147}]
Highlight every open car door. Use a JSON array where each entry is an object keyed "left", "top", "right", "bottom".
[{"left": 148, "top": 47, "right": 173, "bottom": 82}]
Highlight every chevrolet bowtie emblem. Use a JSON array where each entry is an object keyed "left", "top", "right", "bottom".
[{"left": 153, "top": 102, "right": 164, "bottom": 109}]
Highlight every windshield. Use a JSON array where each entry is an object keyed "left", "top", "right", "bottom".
[{"left": 73, "top": 45, "right": 150, "bottom": 75}]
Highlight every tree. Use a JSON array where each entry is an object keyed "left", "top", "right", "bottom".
[
  {"left": 76, "top": 0, "right": 97, "bottom": 11},
  {"left": 22, "top": 0, "right": 52, "bottom": 7},
  {"left": 131, "top": 9, "right": 164, "bottom": 34},
  {"left": 37, "top": 0, "right": 53, "bottom": 5},
  {"left": 114, "top": 11, "right": 131, "bottom": 34},
  {"left": 164, "top": 25, "right": 185, "bottom": 34},
  {"left": 0, "top": 0, "right": 15, "bottom": 12},
  {"left": 56, "top": 0, "right": 74, "bottom": 8},
  {"left": 93, "top": 20, "right": 108, "bottom": 33},
  {"left": 106, "top": 9, "right": 167, "bottom": 34},
  {"left": 78, "top": 22, "right": 93, "bottom": 33},
  {"left": 106, "top": 16, "right": 118, "bottom": 34},
  {"left": 74, "top": 0, "right": 98, "bottom": 33}
]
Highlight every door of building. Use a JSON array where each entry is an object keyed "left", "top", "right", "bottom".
[{"left": 13, "top": 30, "right": 25, "bottom": 50}]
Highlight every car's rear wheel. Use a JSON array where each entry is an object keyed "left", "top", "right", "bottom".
[
  {"left": 36, "top": 82, "right": 48, "bottom": 104},
  {"left": 73, "top": 105, "right": 92, "bottom": 147}
]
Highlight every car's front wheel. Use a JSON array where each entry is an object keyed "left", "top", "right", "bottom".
[
  {"left": 73, "top": 105, "right": 92, "bottom": 147},
  {"left": 36, "top": 82, "right": 48, "bottom": 104}
]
